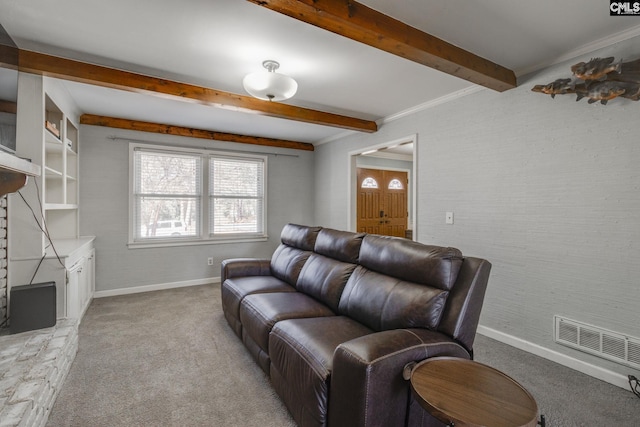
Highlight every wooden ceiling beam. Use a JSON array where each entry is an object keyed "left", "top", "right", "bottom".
[
  {"left": 0, "top": 22, "right": 19, "bottom": 70},
  {"left": 80, "top": 114, "right": 315, "bottom": 151},
  {"left": 248, "top": 0, "right": 517, "bottom": 92},
  {"left": 0, "top": 100, "right": 17, "bottom": 114},
  {"left": 19, "top": 50, "right": 377, "bottom": 133},
  {"left": 0, "top": 44, "right": 18, "bottom": 70}
]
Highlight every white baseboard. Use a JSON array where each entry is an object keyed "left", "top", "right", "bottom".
[
  {"left": 477, "top": 325, "right": 631, "bottom": 390},
  {"left": 94, "top": 277, "right": 220, "bottom": 299}
]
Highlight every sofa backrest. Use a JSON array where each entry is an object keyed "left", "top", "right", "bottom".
[
  {"left": 359, "top": 235, "right": 463, "bottom": 290},
  {"left": 271, "top": 224, "right": 491, "bottom": 353},
  {"left": 438, "top": 256, "right": 492, "bottom": 352},
  {"left": 296, "top": 228, "right": 364, "bottom": 312},
  {"left": 338, "top": 235, "right": 464, "bottom": 333},
  {"left": 270, "top": 224, "right": 321, "bottom": 286}
]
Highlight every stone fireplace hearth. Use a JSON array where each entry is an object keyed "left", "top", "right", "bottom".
[{"left": 0, "top": 319, "right": 77, "bottom": 427}]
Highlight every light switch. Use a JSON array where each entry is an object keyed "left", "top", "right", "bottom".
[{"left": 445, "top": 212, "right": 454, "bottom": 224}]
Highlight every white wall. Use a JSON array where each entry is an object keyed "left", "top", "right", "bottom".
[
  {"left": 79, "top": 125, "right": 315, "bottom": 293},
  {"left": 314, "top": 36, "right": 640, "bottom": 381}
]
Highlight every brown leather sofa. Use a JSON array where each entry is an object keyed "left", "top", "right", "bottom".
[{"left": 221, "top": 224, "right": 491, "bottom": 427}]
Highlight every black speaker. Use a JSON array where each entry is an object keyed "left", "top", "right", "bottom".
[{"left": 10, "top": 282, "right": 56, "bottom": 334}]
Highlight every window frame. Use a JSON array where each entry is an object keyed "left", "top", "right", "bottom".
[{"left": 128, "top": 143, "right": 268, "bottom": 248}]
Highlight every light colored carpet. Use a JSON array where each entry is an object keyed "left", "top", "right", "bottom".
[
  {"left": 46, "top": 284, "right": 295, "bottom": 427},
  {"left": 474, "top": 333, "right": 640, "bottom": 426},
  {"left": 47, "top": 283, "right": 640, "bottom": 426}
]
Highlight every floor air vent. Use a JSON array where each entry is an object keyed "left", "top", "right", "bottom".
[{"left": 554, "top": 316, "right": 640, "bottom": 369}]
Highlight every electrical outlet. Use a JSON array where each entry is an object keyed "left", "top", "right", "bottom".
[
  {"left": 445, "top": 212, "right": 454, "bottom": 224},
  {"left": 207, "top": 257, "right": 213, "bottom": 266}
]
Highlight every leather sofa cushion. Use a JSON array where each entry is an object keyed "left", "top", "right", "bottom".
[
  {"left": 313, "top": 228, "right": 364, "bottom": 263},
  {"left": 270, "top": 224, "right": 322, "bottom": 285},
  {"left": 221, "top": 276, "right": 296, "bottom": 337},
  {"left": 338, "top": 266, "right": 448, "bottom": 332},
  {"left": 359, "top": 234, "right": 463, "bottom": 291},
  {"left": 280, "top": 223, "right": 322, "bottom": 251},
  {"left": 293, "top": 229, "right": 362, "bottom": 312},
  {"left": 240, "top": 292, "right": 336, "bottom": 354},
  {"left": 296, "top": 254, "right": 357, "bottom": 312},
  {"left": 222, "top": 276, "right": 295, "bottom": 321},
  {"left": 269, "top": 316, "right": 373, "bottom": 427},
  {"left": 270, "top": 245, "right": 312, "bottom": 286}
]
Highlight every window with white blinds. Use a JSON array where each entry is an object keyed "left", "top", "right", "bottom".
[
  {"left": 210, "top": 156, "right": 265, "bottom": 236},
  {"left": 133, "top": 148, "right": 201, "bottom": 240},
  {"left": 131, "top": 144, "right": 267, "bottom": 245}
]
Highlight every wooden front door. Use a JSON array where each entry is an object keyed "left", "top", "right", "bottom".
[{"left": 356, "top": 168, "right": 408, "bottom": 237}]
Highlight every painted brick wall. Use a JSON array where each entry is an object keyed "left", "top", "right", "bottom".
[{"left": 0, "top": 196, "right": 6, "bottom": 327}]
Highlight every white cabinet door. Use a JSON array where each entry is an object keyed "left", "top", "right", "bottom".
[
  {"left": 66, "top": 248, "right": 95, "bottom": 320},
  {"left": 87, "top": 249, "right": 95, "bottom": 295},
  {"left": 66, "top": 258, "right": 82, "bottom": 318}
]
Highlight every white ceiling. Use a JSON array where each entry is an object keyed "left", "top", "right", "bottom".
[{"left": 1, "top": 0, "right": 639, "bottom": 145}]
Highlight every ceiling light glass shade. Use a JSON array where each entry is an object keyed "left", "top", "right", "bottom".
[{"left": 243, "top": 60, "right": 298, "bottom": 102}]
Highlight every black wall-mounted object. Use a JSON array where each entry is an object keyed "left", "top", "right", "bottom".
[{"left": 10, "top": 282, "right": 56, "bottom": 334}]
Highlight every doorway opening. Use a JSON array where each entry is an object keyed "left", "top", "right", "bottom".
[
  {"left": 356, "top": 168, "right": 408, "bottom": 237},
  {"left": 348, "top": 135, "right": 417, "bottom": 239}
]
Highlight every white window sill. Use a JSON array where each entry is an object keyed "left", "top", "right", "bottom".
[{"left": 127, "top": 235, "right": 268, "bottom": 249}]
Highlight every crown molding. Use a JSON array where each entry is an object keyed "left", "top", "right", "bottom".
[
  {"left": 379, "top": 85, "right": 485, "bottom": 126},
  {"left": 516, "top": 24, "right": 640, "bottom": 77}
]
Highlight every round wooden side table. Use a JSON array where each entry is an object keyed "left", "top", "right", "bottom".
[{"left": 410, "top": 357, "right": 539, "bottom": 427}]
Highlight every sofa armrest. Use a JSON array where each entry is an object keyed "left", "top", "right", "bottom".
[
  {"left": 221, "top": 258, "right": 271, "bottom": 282},
  {"left": 328, "top": 328, "right": 470, "bottom": 427}
]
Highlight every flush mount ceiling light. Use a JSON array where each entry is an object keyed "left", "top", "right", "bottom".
[{"left": 243, "top": 60, "right": 298, "bottom": 102}]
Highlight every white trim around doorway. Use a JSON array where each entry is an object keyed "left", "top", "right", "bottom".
[{"left": 347, "top": 134, "right": 418, "bottom": 238}]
